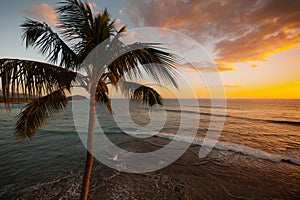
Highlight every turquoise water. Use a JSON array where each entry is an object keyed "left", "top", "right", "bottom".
[{"left": 0, "top": 99, "right": 300, "bottom": 198}]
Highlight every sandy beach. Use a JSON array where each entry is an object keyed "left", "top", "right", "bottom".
[
  {"left": 0, "top": 123, "right": 300, "bottom": 200},
  {"left": 91, "top": 136, "right": 300, "bottom": 200}
]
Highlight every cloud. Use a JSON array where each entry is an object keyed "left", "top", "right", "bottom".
[
  {"left": 224, "top": 85, "right": 242, "bottom": 89},
  {"left": 21, "top": 3, "right": 58, "bottom": 26},
  {"left": 250, "top": 64, "right": 258, "bottom": 68},
  {"left": 125, "top": 0, "right": 300, "bottom": 65},
  {"left": 182, "top": 61, "right": 234, "bottom": 74}
]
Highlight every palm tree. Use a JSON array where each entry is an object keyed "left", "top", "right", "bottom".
[{"left": 0, "top": 0, "right": 178, "bottom": 199}]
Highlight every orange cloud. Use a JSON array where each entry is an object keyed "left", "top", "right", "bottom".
[
  {"left": 215, "top": 28, "right": 300, "bottom": 64},
  {"left": 21, "top": 3, "right": 58, "bottom": 26},
  {"left": 125, "top": 0, "right": 300, "bottom": 65},
  {"left": 182, "top": 61, "right": 234, "bottom": 74}
]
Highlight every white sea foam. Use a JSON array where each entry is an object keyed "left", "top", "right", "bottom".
[{"left": 153, "top": 132, "right": 300, "bottom": 166}]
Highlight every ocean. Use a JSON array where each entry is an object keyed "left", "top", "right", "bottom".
[{"left": 0, "top": 99, "right": 300, "bottom": 199}]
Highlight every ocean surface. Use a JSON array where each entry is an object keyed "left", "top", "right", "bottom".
[{"left": 0, "top": 99, "right": 300, "bottom": 198}]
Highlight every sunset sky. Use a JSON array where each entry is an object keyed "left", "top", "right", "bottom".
[{"left": 0, "top": 0, "right": 299, "bottom": 98}]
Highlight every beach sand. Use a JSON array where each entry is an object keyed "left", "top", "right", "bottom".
[
  {"left": 92, "top": 136, "right": 300, "bottom": 200},
  {"left": 1, "top": 135, "right": 299, "bottom": 199}
]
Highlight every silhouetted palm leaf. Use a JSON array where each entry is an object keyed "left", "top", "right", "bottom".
[
  {"left": 57, "top": 0, "right": 117, "bottom": 61},
  {"left": 0, "top": 59, "right": 77, "bottom": 109},
  {"left": 105, "top": 42, "right": 178, "bottom": 88},
  {"left": 56, "top": 0, "right": 94, "bottom": 42},
  {"left": 95, "top": 79, "right": 112, "bottom": 113},
  {"left": 132, "top": 85, "right": 162, "bottom": 106},
  {"left": 118, "top": 81, "right": 162, "bottom": 106},
  {"left": 15, "top": 89, "right": 68, "bottom": 140},
  {"left": 21, "top": 19, "right": 79, "bottom": 69}
]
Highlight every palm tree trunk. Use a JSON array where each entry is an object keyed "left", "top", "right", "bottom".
[{"left": 80, "top": 90, "right": 97, "bottom": 200}]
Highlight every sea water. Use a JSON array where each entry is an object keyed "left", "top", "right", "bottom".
[{"left": 0, "top": 99, "right": 299, "bottom": 198}]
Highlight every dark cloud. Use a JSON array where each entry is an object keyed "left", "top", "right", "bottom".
[{"left": 125, "top": 0, "right": 300, "bottom": 64}]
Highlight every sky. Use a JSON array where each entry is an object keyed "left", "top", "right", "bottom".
[{"left": 0, "top": 0, "right": 299, "bottom": 99}]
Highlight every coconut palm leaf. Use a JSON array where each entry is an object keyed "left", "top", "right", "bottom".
[
  {"left": 0, "top": 59, "right": 77, "bottom": 108},
  {"left": 132, "top": 85, "right": 162, "bottom": 106},
  {"left": 14, "top": 89, "right": 68, "bottom": 140},
  {"left": 101, "top": 71, "right": 120, "bottom": 85},
  {"left": 21, "top": 19, "right": 79, "bottom": 69},
  {"left": 95, "top": 79, "right": 112, "bottom": 113},
  {"left": 57, "top": 0, "right": 117, "bottom": 61},
  {"left": 105, "top": 41, "right": 179, "bottom": 88},
  {"left": 118, "top": 81, "right": 162, "bottom": 106},
  {"left": 56, "top": 0, "right": 94, "bottom": 42}
]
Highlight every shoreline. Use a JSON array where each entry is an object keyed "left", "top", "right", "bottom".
[
  {"left": 92, "top": 135, "right": 300, "bottom": 199},
  {"left": 0, "top": 134, "right": 299, "bottom": 199}
]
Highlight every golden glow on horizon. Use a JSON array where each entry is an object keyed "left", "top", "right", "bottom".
[
  {"left": 157, "top": 45, "right": 300, "bottom": 99},
  {"left": 224, "top": 81, "right": 300, "bottom": 99}
]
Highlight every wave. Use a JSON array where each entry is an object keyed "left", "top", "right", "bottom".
[
  {"left": 154, "top": 132, "right": 300, "bottom": 167},
  {"left": 188, "top": 105, "right": 227, "bottom": 109},
  {"left": 166, "top": 109, "right": 300, "bottom": 126},
  {"left": 166, "top": 109, "right": 226, "bottom": 117},
  {"left": 0, "top": 171, "right": 84, "bottom": 199}
]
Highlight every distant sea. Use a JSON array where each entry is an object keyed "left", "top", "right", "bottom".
[{"left": 0, "top": 99, "right": 300, "bottom": 198}]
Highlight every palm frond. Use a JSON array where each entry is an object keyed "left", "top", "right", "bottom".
[
  {"left": 57, "top": 1, "right": 118, "bottom": 61},
  {"left": 101, "top": 71, "right": 120, "bottom": 85},
  {"left": 15, "top": 89, "right": 68, "bottom": 140},
  {"left": 93, "top": 8, "right": 115, "bottom": 44},
  {"left": 95, "top": 79, "right": 112, "bottom": 113},
  {"left": 119, "top": 81, "right": 162, "bottom": 106},
  {"left": 117, "top": 25, "right": 127, "bottom": 35},
  {"left": 0, "top": 59, "right": 77, "bottom": 109},
  {"left": 106, "top": 41, "right": 179, "bottom": 88},
  {"left": 21, "top": 18, "right": 79, "bottom": 69},
  {"left": 56, "top": 0, "right": 94, "bottom": 42},
  {"left": 132, "top": 85, "right": 162, "bottom": 106}
]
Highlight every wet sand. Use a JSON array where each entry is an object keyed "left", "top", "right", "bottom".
[{"left": 92, "top": 136, "right": 300, "bottom": 200}]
